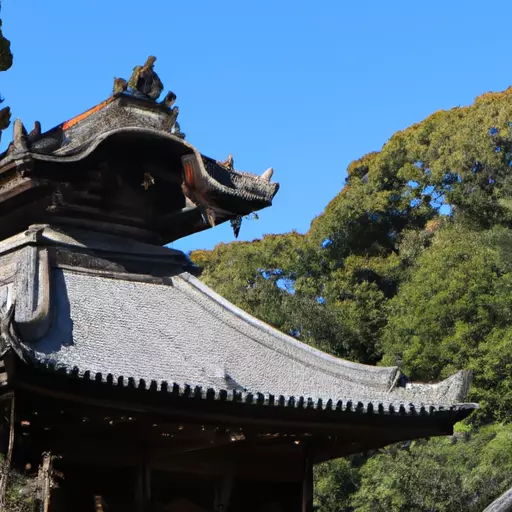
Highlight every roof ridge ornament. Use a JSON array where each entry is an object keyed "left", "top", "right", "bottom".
[
  {"left": 12, "top": 118, "right": 28, "bottom": 152},
  {"left": 127, "top": 56, "right": 164, "bottom": 101},
  {"left": 260, "top": 167, "right": 274, "bottom": 182},
  {"left": 112, "top": 55, "right": 182, "bottom": 138},
  {"left": 217, "top": 154, "right": 234, "bottom": 171}
]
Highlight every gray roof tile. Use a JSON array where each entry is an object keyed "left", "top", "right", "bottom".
[{"left": 22, "top": 267, "right": 476, "bottom": 417}]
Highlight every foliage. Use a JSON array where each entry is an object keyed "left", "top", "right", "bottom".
[
  {"left": 0, "top": 458, "right": 36, "bottom": 512},
  {"left": 381, "top": 224, "right": 512, "bottom": 423},
  {"left": 191, "top": 84, "right": 512, "bottom": 510},
  {"left": 0, "top": 10, "right": 12, "bottom": 139},
  {"left": 315, "top": 424, "right": 512, "bottom": 512},
  {"left": 0, "top": 19, "right": 12, "bottom": 72},
  {"left": 314, "top": 456, "right": 362, "bottom": 512}
]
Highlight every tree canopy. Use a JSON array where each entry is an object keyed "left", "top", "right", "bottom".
[
  {"left": 0, "top": 10, "right": 12, "bottom": 141},
  {"left": 191, "top": 85, "right": 512, "bottom": 510}
]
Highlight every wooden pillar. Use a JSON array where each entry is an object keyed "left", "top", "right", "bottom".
[
  {"left": 214, "top": 473, "right": 234, "bottom": 511},
  {"left": 33, "top": 452, "right": 53, "bottom": 512},
  {"left": 135, "top": 459, "right": 151, "bottom": 512},
  {"left": 40, "top": 452, "right": 53, "bottom": 512},
  {"left": 0, "top": 394, "right": 15, "bottom": 509},
  {"left": 94, "top": 496, "right": 108, "bottom": 512},
  {"left": 301, "top": 447, "right": 313, "bottom": 512}
]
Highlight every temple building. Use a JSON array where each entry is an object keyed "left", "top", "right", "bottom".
[{"left": 0, "top": 57, "right": 476, "bottom": 511}]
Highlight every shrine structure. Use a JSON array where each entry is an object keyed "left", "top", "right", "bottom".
[{"left": 0, "top": 57, "right": 476, "bottom": 511}]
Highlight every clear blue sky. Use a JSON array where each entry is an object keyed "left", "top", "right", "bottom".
[{"left": 1, "top": 1, "right": 510, "bottom": 253}]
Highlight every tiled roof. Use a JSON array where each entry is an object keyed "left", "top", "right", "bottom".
[{"left": 0, "top": 227, "right": 475, "bottom": 420}]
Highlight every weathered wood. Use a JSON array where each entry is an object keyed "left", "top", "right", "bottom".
[
  {"left": 0, "top": 177, "right": 38, "bottom": 205},
  {"left": 0, "top": 395, "right": 15, "bottom": 509},
  {"left": 37, "top": 452, "right": 53, "bottom": 512}
]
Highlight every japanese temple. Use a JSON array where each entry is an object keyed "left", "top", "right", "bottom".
[{"left": 0, "top": 57, "right": 477, "bottom": 511}]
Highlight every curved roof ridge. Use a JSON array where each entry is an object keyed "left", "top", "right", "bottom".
[
  {"left": 30, "top": 126, "right": 194, "bottom": 163},
  {"left": 177, "top": 272, "right": 400, "bottom": 391}
]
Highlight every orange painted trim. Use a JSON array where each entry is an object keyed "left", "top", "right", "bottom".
[
  {"left": 62, "top": 97, "right": 115, "bottom": 131},
  {"left": 182, "top": 159, "right": 196, "bottom": 185}
]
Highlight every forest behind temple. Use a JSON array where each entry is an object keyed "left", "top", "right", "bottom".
[{"left": 191, "top": 88, "right": 512, "bottom": 511}]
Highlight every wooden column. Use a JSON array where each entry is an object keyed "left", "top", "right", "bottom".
[
  {"left": 301, "top": 447, "right": 313, "bottom": 512},
  {"left": 214, "top": 473, "right": 234, "bottom": 511},
  {"left": 135, "top": 459, "right": 151, "bottom": 512},
  {"left": 0, "top": 395, "right": 15, "bottom": 509},
  {"left": 35, "top": 452, "right": 53, "bottom": 512},
  {"left": 94, "top": 496, "right": 108, "bottom": 512}
]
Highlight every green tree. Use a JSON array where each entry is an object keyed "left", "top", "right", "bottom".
[
  {"left": 349, "top": 425, "right": 512, "bottom": 512},
  {"left": 0, "top": 9, "right": 13, "bottom": 141},
  {"left": 314, "top": 456, "right": 362, "bottom": 512},
  {"left": 381, "top": 224, "right": 512, "bottom": 422}
]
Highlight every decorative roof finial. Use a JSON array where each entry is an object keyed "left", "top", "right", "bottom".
[
  {"left": 28, "top": 121, "right": 42, "bottom": 143},
  {"left": 111, "top": 57, "right": 182, "bottom": 137},
  {"left": 218, "top": 154, "right": 234, "bottom": 171},
  {"left": 11, "top": 118, "right": 27, "bottom": 152},
  {"left": 161, "top": 91, "right": 176, "bottom": 109},
  {"left": 260, "top": 168, "right": 274, "bottom": 182},
  {"left": 127, "top": 55, "right": 163, "bottom": 101},
  {"left": 113, "top": 77, "right": 128, "bottom": 95}
]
